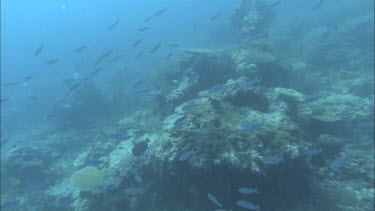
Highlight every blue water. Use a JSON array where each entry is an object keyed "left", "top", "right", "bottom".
[{"left": 1, "top": 0, "right": 374, "bottom": 210}]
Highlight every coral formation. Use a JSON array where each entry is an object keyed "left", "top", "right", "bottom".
[{"left": 70, "top": 166, "right": 109, "bottom": 191}]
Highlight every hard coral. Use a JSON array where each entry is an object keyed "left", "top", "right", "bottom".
[{"left": 70, "top": 166, "right": 108, "bottom": 191}]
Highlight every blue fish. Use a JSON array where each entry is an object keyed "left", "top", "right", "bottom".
[
  {"left": 188, "top": 73, "right": 200, "bottom": 81},
  {"left": 240, "top": 80, "right": 258, "bottom": 90},
  {"left": 357, "top": 122, "right": 374, "bottom": 129},
  {"left": 182, "top": 102, "right": 200, "bottom": 111},
  {"left": 25, "top": 181, "right": 43, "bottom": 191},
  {"left": 304, "top": 148, "right": 322, "bottom": 156},
  {"left": 330, "top": 157, "right": 348, "bottom": 170},
  {"left": 123, "top": 188, "right": 141, "bottom": 196},
  {"left": 311, "top": 0, "right": 325, "bottom": 11},
  {"left": 262, "top": 156, "right": 283, "bottom": 165},
  {"left": 208, "top": 84, "right": 224, "bottom": 93},
  {"left": 238, "top": 187, "right": 260, "bottom": 194},
  {"left": 236, "top": 200, "right": 259, "bottom": 210},
  {"left": 241, "top": 121, "right": 261, "bottom": 134},
  {"left": 57, "top": 196, "right": 76, "bottom": 208},
  {"left": 135, "top": 87, "right": 154, "bottom": 94},
  {"left": 207, "top": 193, "right": 222, "bottom": 208},
  {"left": 1, "top": 199, "right": 20, "bottom": 209},
  {"left": 134, "top": 175, "right": 142, "bottom": 184},
  {"left": 171, "top": 116, "right": 186, "bottom": 132},
  {"left": 178, "top": 151, "right": 195, "bottom": 161},
  {"left": 84, "top": 159, "right": 105, "bottom": 167},
  {"left": 199, "top": 127, "right": 210, "bottom": 135},
  {"left": 303, "top": 95, "right": 321, "bottom": 104},
  {"left": 107, "top": 132, "right": 130, "bottom": 140},
  {"left": 174, "top": 116, "right": 186, "bottom": 126}
]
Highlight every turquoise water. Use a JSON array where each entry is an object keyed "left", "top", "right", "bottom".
[{"left": 1, "top": 0, "right": 374, "bottom": 210}]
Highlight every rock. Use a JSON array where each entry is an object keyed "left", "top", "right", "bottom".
[
  {"left": 232, "top": 48, "right": 276, "bottom": 65},
  {"left": 274, "top": 87, "right": 306, "bottom": 103},
  {"left": 310, "top": 112, "right": 338, "bottom": 122}
]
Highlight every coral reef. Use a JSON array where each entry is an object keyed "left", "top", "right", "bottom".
[{"left": 2, "top": 1, "right": 373, "bottom": 210}]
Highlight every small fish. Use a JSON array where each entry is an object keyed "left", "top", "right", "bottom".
[
  {"left": 240, "top": 79, "right": 259, "bottom": 90},
  {"left": 1, "top": 199, "right": 20, "bottom": 209},
  {"left": 150, "top": 43, "right": 161, "bottom": 53},
  {"left": 111, "top": 55, "right": 122, "bottom": 63},
  {"left": 311, "top": 0, "right": 325, "bottom": 11},
  {"left": 66, "top": 81, "right": 82, "bottom": 93},
  {"left": 238, "top": 187, "right": 260, "bottom": 195},
  {"left": 2, "top": 81, "right": 21, "bottom": 87},
  {"left": 193, "top": 23, "right": 198, "bottom": 28},
  {"left": 174, "top": 116, "right": 187, "bottom": 125},
  {"left": 169, "top": 43, "right": 181, "bottom": 47},
  {"left": 107, "top": 131, "right": 130, "bottom": 140},
  {"left": 187, "top": 73, "right": 200, "bottom": 81},
  {"left": 351, "top": 18, "right": 373, "bottom": 33},
  {"left": 319, "top": 27, "right": 334, "bottom": 42},
  {"left": 134, "top": 51, "right": 144, "bottom": 58},
  {"left": 236, "top": 200, "right": 259, "bottom": 210},
  {"left": 182, "top": 102, "right": 200, "bottom": 111},
  {"left": 34, "top": 45, "right": 43, "bottom": 56},
  {"left": 46, "top": 58, "right": 59, "bottom": 65},
  {"left": 123, "top": 188, "right": 140, "bottom": 196},
  {"left": 154, "top": 8, "right": 167, "bottom": 16},
  {"left": 208, "top": 84, "right": 224, "bottom": 93},
  {"left": 46, "top": 113, "right": 58, "bottom": 120},
  {"left": 138, "top": 27, "right": 150, "bottom": 32},
  {"left": 241, "top": 121, "right": 261, "bottom": 134},
  {"left": 207, "top": 193, "right": 222, "bottom": 208},
  {"left": 23, "top": 75, "right": 33, "bottom": 82},
  {"left": 94, "top": 49, "right": 113, "bottom": 65},
  {"left": 57, "top": 196, "right": 76, "bottom": 208},
  {"left": 83, "top": 67, "right": 103, "bottom": 81},
  {"left": 75, "top": 45, "right": 87, "bottom": 53},
  {"left": 304, "top": 148, "right": 322, "bottom": 156},
  {"left": 303, "top": 95, "right": 321, "bottom": 104},
  {"left": 174, "top": 116, "right": 186, "bottom": 128},
  {"left": 210, "top": 12, "right": 221, "bottom": 21},
  {"left": 74, "top": 61, "right": 84, "bottom": 70},
  {"left": 132, "top": 39, "right": 144, "bottom": 48},
  {"left": 269, "top": 0, "right": 282, "bottom": 7},
  {"left": 330, "top": 157, "right": 348, "bottom": 170},
  {"left": 262, "top": 156, "right": 283, "bottom": 165},
  {"left": 165, "top": 52, "right": 173, "bottom": 60},
  {"left": 83, "top": 159, "right": 105, "bottom": 167},
  {"left": 199, "top": 127, "right": 210, "bottom": 135},
  {"left": 107, "top": 19, "right": 120, "bottom": 30},
  {"left": 63, "top": 77, "right": 77, "bottom": 86},
  {"left": 25, "top": 181, "right": 44, "bottom": 191},
  {"left": 135, "top": 87, "right": 154, "bottom": 94},
  {"left": 134, "top": 175, "right": 143, "bottom": 184},
  {"left": 1, "top": 97, "right": 11, "bottom": 104},
  {"left": 172, "top": 116, "right": 186, "bottom": 132},
  {"left": 133, "top": 79, "right": 146, "bottom": 87},
  {"left": 28, "top": 96, "right": 39, "bottom": 102},
  {"left": 357, "top": 121, "right": 374, "bottom": 129},
  {"left": 144, "top": 15, "right": 154, "bottom": 23},
  {"left": 178, "top": 151, "right": 195, "bottom": 161}
]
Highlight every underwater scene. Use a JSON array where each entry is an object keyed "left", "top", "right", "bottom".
[{"left": 1, "top": 0, "right": 374, "bottom": 210}]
